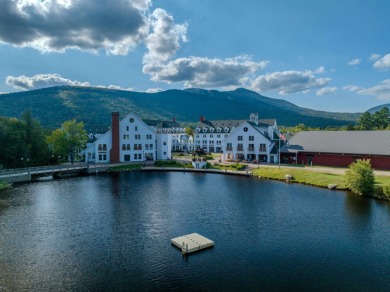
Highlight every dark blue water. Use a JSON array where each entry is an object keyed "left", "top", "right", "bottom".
[{"left": 0, "top": 172, "right": 389, "bottom": 291}]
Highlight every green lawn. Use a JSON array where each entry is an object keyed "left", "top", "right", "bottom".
[
  {"left": 0, "top": 181, "right": 11, "bottom": 191},
  {"left": 108, "top": 164, "right": 142, "bottom": 171},
  {"left": 252, "top": 167, "right": 389, "bottom": 190}
]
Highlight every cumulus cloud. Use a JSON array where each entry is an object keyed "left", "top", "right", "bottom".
[
  {"left": 0, "top": 0, "right": 151, "bottom": 55},
  {"left": 343, "top": 80, "right": 390, "bottom": 100},
  {"left": 144, "top": 55, "right": 267, "bottom": 88},
  {"left": 141, "top": 8, "right": 267, "bottom": 89},
  {"left": 348, "top": 58, "right": 361, "bottom": 66},
  {"left": 5, "top": 74, "right": 91, "bottom": 90},
  {"left": 143, "top": 8, "right": 187, "bottom": 64},
  {"left": 316, "top": 87, "right": 337, "bottom": 96},
  {"left": 5, "top": 73, "right": 135, "bottom": 91},
  {"left": 373, "top": 54, "right": 390, "bottom": 70},
  {"left": 250, "top": 67, "right": 330, "bottom": 95}
]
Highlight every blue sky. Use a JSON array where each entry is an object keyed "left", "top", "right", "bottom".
[{"left": 0, "top": 0, "right": 389, "bottom": 112}]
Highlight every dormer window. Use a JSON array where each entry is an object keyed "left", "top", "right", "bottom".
[
  {"left": 217, "top": 127, "right": 221, "bottom": 132},
  {"left": 210, "top": 128, "right": 214, "bottom": 132},
  {"left": 196, "top": 127, "right": 201, "bottom": 132},
  {"left": 203, "top": 127, "right": 208, "bottom": 132},
  {"left": 224, "top": 127, "right": 229, "bottom": 132}
]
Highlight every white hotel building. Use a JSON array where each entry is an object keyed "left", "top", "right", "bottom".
[{"left": 85, "top": 112, "right": 282, "bottom": 164}]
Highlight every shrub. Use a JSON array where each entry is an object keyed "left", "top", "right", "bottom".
[
  {"left": 383, "top": 184, "right": 390, "bottom": 198},
  {"left": 345, "top": 159, "right": 375, "bottom": 195}
]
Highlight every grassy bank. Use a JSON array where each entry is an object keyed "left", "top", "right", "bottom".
[
  {"left": 252, "top": 167, "right": 390, "bottom": 193},
  {"left": 0, "top": 181, "right": 11, "bottom": 191},
  {"left": 252, "top": 167, "right": 348, "bottom": 189},
  {"left": 108, "top": 164, "right": 142, "bottom": 172}
]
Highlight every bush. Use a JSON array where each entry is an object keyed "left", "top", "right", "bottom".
[
  {"left": 345, "top": 159, "right": 375, "bottom": 195},
  {"left": 383, "top": 185, "right": 390, "bottom": 198}
]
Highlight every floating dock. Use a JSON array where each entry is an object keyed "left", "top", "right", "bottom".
[{"left": 171, "top": 233, "right": 214, "bottom": 254}]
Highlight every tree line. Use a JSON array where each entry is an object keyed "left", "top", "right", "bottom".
[
  {"left": 280, "top": 107, "right": 390, "bottom": 133},
  {"left": 0, "top": 111, "right": 88, "bottom": 169}
]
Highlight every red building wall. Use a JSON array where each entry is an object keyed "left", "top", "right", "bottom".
[{"left": 282, "top": 152, "right": 390, "bottom": 170}]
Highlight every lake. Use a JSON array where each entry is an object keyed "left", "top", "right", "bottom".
[{"left": 0, "top": 172, "right": 389, "bottom": 291}]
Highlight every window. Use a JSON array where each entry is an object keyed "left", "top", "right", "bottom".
[
  {"left": 129, "top": 118, "right": 134, "bottom": 123},
  {"left": 146, "top": 134, "right": 152, "bottom": 139},
  {"left": 126, "top": 126, "right": 129, "bottom": 131},
  {"left": 196, "top": 135, "right": 199, "bottom": 138},
  {"left": 210, "top": 140, "right": 214, "bottom": 144},
  {"left": 224, "top": 127, "right": 229, "bottom": 132},
  {"left": 237, "top": 143, "right": 243, "bottom": 151},
  {"left": 203, "top": 134, "right": 207, "bottom": 138},
  {"left": 243, "top": 127, "right": 248, "bottom": 132},
  {"left": 124, "top": 154, "right": 130, "bottom": 161},
  {"left": 210, "top": 134, "right": 213, "bottom": 138},
  {"left": 202, "top": 140, "right": 207, "bottom": 144},
  {"left": 138, "top": 153, "right": 142, "bottom": 159},
  {"left": 98, "top": 154, "right": 107, "bottom": 161},
  {"left": 98, "top": 144, "right": 107, "bottom": 151},
  {"left": 226, "top": 143, "right": 232, "bottom": 151},
  {"left": 259, "top": 144, "right": 266, "bottom": 152},
  {"left": 135, "top": 126, "right": 138, "bottom": 131},
  {"left": 217, "top": 134, "right": 221, "bottom": 138},
  {"left": 134, "top": 154, "right": 138, "bottom": 160},
  {"left": 123, "top": 134, "right": 129, "bottom": 140},
  {"left": 163, "top": 151, "right": 166, "bottom": 155},
  {"left": 135, "top": 134, "right": 141, "bottom": 140},
  {"left": 238, "top": 136, "right": 243, "bottom": 141},
  {"left": 225, "top": 134, "right": 228, "bottom": 138},
  {"left": 163, "top": 142, "right": 166, "bottom": 146},
  {"left": 134, "top": 144, "right": 142, "bottom": 150},
  {"left": 249, "top": 136, "right": 254, "bottom": 141},
  {"left": 248, "top": 144, "right": 254, "bottom": 151},
  {"left": 217, "top": 128, "right": 221, "bottom": 132},
  {"left": 122, "top": 144, "right": 130, "bottom": 150}
]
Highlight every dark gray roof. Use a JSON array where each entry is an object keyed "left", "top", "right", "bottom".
[
  {"left": 198, "top": 119, "right": 276, "bottom": 133},
  {"left": 143, "top": 119, "right": 182, "bottom": 128},
  {"left": 281, "top": 131, "right": 390, "bottom": 156}
]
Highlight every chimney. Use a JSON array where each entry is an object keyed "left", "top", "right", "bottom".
[
  {"left": 200, "top": 116, "right": 205, "bottom": 122},
  {"left": 110, "top": 112, "right": 120, "bottom": 163}
]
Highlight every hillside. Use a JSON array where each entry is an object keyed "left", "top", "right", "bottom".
[
  {"left": 368, "top": 104, "right": 390, "bottom": 114},
  {"left": 0, "top": 86, "right": 360, "bottom": 130}
]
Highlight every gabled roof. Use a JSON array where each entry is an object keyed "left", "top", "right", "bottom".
[
  {"left": 281, "top": 131, "right": 390, "bottom": 156},
  {"left": 197, "top": 118, "right": 276, "bottom": 133}
]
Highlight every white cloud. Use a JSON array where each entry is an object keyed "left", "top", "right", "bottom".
[
  {"left": 250, "top": 67, "right": 330, "bottom": 95},
  {"left": 5, "top": 73, "right": 134, "bottom": 91},
  {"left": 358, "top": 79, "right": 390, "bottom": 100},
  {"left": 143, "top": 8, "right": 187, "bottom": 64},
  {"left": 5, "top": 74, "right": 90, "bottom": 90},
  {"left": 348, "top": 58, "right": 361, "bottom": 66},
  {"left": 316, "top": 87, "right": 337, "bottom": 96},
  {"left": 343, "top": 85, "right": 363, "bottom": 92},
  {"left": 369, "top": 54, "right": 381, "bottom": 61},
  {"left": 0, "top": 0, "right": 151, "bottom": 55},
  {"left": 373, "top": 54, "right": 390, "bottom": 70},
  {"left": 144, "top": 55, "right": 267, "bottom": 88},
  {"left": 145, "top": 88, "right": 163, "bottom": 93},
  {"left": 343, "top": 80, "right": 390, "bottom": 100}
]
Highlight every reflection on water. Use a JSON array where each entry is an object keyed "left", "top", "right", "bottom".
[{"left": 0, "top": 172, "right": 389, "bottom": 291}]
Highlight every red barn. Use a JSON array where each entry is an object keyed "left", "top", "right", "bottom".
[{"left": 280, "top": 131, "right": 390, "bottom": 170}]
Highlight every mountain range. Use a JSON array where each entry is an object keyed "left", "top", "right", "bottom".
[{"left": 0, "top": 86, "right": 361, "bottom": 130}]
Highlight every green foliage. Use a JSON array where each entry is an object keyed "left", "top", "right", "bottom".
[
  {"left": 154, "top": 160, "right": 184, "bottom": 167},
  {"left": 345, "top": 159, "right": 375, "bottom": 195},
  {"left": 0, "top": 181, "right": 11, "bottom": 191},
  {"left": 231, "top": 163, "right": 246, "bottom": 170},
  {"left": 0, "top": 111, "right": 49, "bottom": 168},
  {"left": 358, "top": 107, "right": 390, "bottom": 130},
  {"left": 47, "top": 119, "right": 88, "bottom": 163},
  {"left": 108, "top": 164, "right": 142, "bottom": 171},
  {"left": 185, "top": 127, "right": 194, "bottom": 137},
  {"left": 382, "top": 185, "right": 390, "bottom": 198},
  {"left": 0, "top": 86, "right": 360, "bottom": 129}
]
